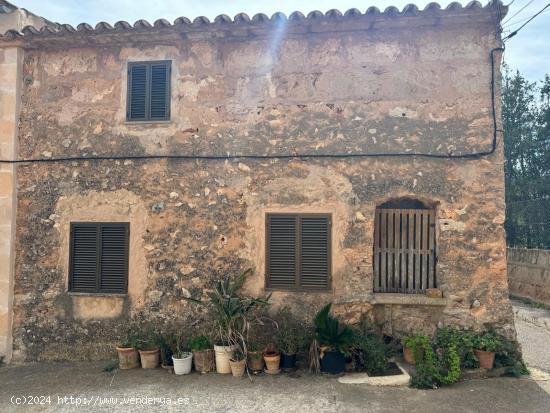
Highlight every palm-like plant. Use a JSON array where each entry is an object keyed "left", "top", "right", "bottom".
[
  {"left": 313, "top": 303, "right": 354, "bottom": 353},
  {"left": 185, "top": 269, "right": 271, "bottom": 353}
]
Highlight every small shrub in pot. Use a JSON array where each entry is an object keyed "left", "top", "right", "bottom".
[
  {"left": 274, "top": 306, "right": 307, "bottom": 370},
  {"left": 229, "top": 346, "right": 247, "bottom": 378},
  {"left": 189, "top": 335, "right": 214, "bottom": 373},
  {"left": 116, "top": 331, "right": 140, "bottom": 370},
  {"left": 263, "top": 343, "right": 281, "bottom": 374},
  {"left": 158, "top": 334, "right": 176, "bottom": 368},
  {"left": 172, "top": 337, "right": 193, "bottom": 375},
  {"left": 247, "top": 342, "right": 264, "bottom": 372},
  {"left": 473, "top": 330, "right": 503, "bottom": 369},
  {"left": 137, "top": 332, "right": 161, "bottom": 369}
]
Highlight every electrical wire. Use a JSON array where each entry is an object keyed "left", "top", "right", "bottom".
[
  {"left": 502, "top": 7, "right": 550, "bottom": 30},
  {"left": 0, "top": 48, "right": 505, "bottom": 165},
  {"left": 502, "top": 0, "right": 535, "bottom": 25},
  {"left": 503, "top": 2, "right": 550, "bottom": 41}
]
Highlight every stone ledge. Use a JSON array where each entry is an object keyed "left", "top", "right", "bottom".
[
  {"left": 338, "top": 360, "right": 410, "bottom": 386},
  {"left": 372, "top": 293, "right": 450, "bottom": 306}
]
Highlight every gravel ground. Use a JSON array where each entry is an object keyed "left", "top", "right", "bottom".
[{"left": 0, "top": 362, "right": 549, "bottom": 413}]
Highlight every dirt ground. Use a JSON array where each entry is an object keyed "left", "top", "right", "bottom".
[{"left": 0, "top": 361, "right": 549, "bottom": 413}]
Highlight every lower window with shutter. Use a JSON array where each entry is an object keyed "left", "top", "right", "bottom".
[
  {"left": 266, "top": 214, "right": 331, "bottom": 291},
  {"left": 69, "top": 222, "right": 129, "bottom": 294}
]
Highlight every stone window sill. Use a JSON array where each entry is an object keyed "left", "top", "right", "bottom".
[
  {"left": 68, "top": 292, "right": 127, "bottom": 298},
  {"left": 124, "top": 120, "right": 172, "bottom": 125},
  {"left": 372, "top": 293, "right": 449, "bottom": 306}
]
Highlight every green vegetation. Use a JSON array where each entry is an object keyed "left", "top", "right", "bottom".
[
  {"left": 188, "top": 335, "right": 212, "bottom": 351},
  {"left": 503, "top": 68, "right": 550, "bottom": 249},
  {"left": 274, "top": 306, "right": 309, "bottom": 355},
  {"left": 313, "top": 304, "right": 354, "bottom": 355},
  {"left": 472, "top": 329, "right": 503, "bottom": 352}
]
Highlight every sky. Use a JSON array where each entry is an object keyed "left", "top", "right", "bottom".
[{"left": 9, "top": 0, "right": 550, "bottom": 82}]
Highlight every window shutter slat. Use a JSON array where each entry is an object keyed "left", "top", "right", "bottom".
[
  {"left": 267, "top": 216, "right": 297, "bottom": 288},
  {"left": 100, "top": 224, "right": 128, "bottom": 293},
  {"left": 70, "top": 225, "right": 99, "bottom": 292},
  {"left": 300, "top": 217, "right": 329, "bottom": 289},
  {"left": 129, "top": 64, "right": 147, "bottom": 120},
  {"left": 149, "top": 63, "right": 169, "bottom": 120}
]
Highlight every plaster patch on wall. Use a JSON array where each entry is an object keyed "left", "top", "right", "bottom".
[{"left": 54, "top": 189, "right": 149, "bottom": 312}]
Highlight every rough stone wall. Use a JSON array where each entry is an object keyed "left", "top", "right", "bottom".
[
  {"left": 11, "top": 12, "right": 515, "bottom": 361},
  {"left": 508, "top": 248, "right": 550, "bottom": 306}
]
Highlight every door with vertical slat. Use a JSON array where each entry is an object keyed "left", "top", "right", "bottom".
[{"left": 373, "top": 208, "right": 436, "bottom": 293}]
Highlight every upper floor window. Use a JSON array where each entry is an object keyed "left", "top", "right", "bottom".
[
  {"left": 373, "top": 199, "right": 436, "bottom": 294},
  {"left": 127, "top": 61, "right": 171, "bottom": 121},
  {"left": 266, "top": 213, "right": 331, "bottom": 291},
  {"left": 69, "top": 222, "right": 129, "bottom": 294}
]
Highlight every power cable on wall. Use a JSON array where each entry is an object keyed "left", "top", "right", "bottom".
[{"left": 0, "top": 48, "right": 505, "bottom": 165}]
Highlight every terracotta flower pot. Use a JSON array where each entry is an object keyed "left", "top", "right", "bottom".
[
  {"left": 193, "top": 349, "right": 214, "bottom": 373},
  {"left": 263, "top": 351, "right": 281, "bottom": 373},
  {"left": 247, "top": 351, "right": 264, "bottom": 372},
  {"left": 474, "top": 349, "right": 496, "bottom": 369},
  {"left": 229, "top": 359, "right": 246, "bottom": 377},
  {"left": 116, "top": 346, "right": 139, "bottom": 369},
  {"left": 403, "top": 346, "right": 415, "bottom": 365},
  {"left": 139, "top": 348, "right": 160, "bottom": 369}
]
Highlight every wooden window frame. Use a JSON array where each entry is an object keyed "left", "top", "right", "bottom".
[
  {"left": 265, "top": 213, "right": 332, "bottom": 292},
  {"left": 126, "top": 60, "right": 171, "bottom": 122},
  {"left": 69, "top": 222, "right": 130, "bottom": 294}
]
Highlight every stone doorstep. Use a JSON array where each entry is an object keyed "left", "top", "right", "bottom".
[
  {"left": 337, "top": 360, "right": 410, "bottom": 386},
  {"left": 461, "top": 367, "right": 507, "bottom": 380}
]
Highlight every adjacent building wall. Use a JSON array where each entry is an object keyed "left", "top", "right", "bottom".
[
  {"left": 508, "top": 248, "right": 550, "bottom": 306},
  {"left": 9, "top": 7, "right": 515, "bottom": 361},
  {"left": 0, "top": 46, "right": 21, "bottom": 362},
  {"left": 0, "top": 2, "right": 49, "bottom": 35}
]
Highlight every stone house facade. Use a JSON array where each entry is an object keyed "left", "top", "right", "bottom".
[{"left": 0, "top": 1, "right": 515, "bottom": 362}]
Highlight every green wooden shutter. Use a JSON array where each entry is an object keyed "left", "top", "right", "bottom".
[
  {"left": 69, "top": 223, "right": 129, "bottom": 294},
  {"left": 127, "top": 61, "right": 170, "bottom": 121},
  {"left": 149, "top": 63, "right": 170, "bottom": 120},
  {"left": 99, "top": 223, "right": 129, "bottom": 293},
  {"left": 128, "top": 64, "right": 147, "bottom": 121},
  {"left": 69, "top": 223, "right": 100, "bottom": 293},
  {"left": 266, "top": 214, "right": 331, "bottom": 291},
  {"left": 299, "top": 216, "right": 330, "bottom": 289},
  {"left": 266, "top": 215, "right": 297, "bottom": 289}
]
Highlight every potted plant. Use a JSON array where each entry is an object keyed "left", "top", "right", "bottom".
[
  {"left": 263, "top": 343, "right": 281, "bottom": 374},
  {"left": 184, "top": 269, "right": 271, "bottom": 374},
  {"left": 275, "top": 306, "right": 305, "bottom": 370},
  {"left": 229, "top": 346, "right": 247, "bottom": 378},
  {"left": 247, "top": 342, "right": 264, "bottom": 372},
  {"left": 138, "top": 332, "right": 161, "bottom": 369},
  {"left": 403, "top": 335, "right": 422, "bottom": 365},
  {"left": 189, "top": 335, "right": 214, "bottom": 373},
  {"left": 172, "top": 337, "right": 193, "bottom": 375},
  {"left": 313, "top": 303, "right": 354, "bottom": 375},
  {"left": 115, "top": 331, "right": 140, "bottom": 370},
  {"left": 158, "top": 334, "right": 176, "bottom": 369},
  {"left": 473, "top": 330, "right": 502, "bottom": 369}
]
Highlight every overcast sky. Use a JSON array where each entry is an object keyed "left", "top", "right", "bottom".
[{"left": 10, "top": 0, "right": 550, "bottom": 82}]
